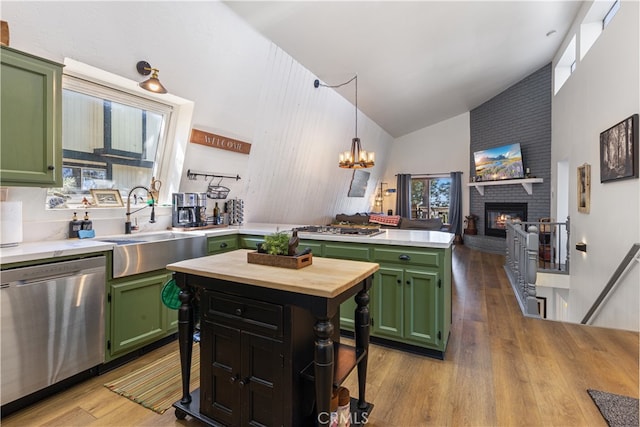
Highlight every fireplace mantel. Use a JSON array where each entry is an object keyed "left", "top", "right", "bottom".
[{"left": 467, "top": 177, "right": 543, "bottom": 196}]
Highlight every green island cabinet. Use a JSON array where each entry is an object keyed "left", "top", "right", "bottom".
[
  {"left": 0, "top": 46, "right": 63, "bottom": 187},
  {"left": 371, "top": 246, "right": 451, "bottom": 353},
  {"left": 232, "top": 234, "right": 451, "bottom": 356}
]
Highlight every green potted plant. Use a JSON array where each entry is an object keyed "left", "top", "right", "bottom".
[{"left": 262, "top": 231, "right": 291, "bottom": 256}]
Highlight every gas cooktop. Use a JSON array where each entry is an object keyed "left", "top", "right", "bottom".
[{"left": 294, "top": 225, "right": 384, "bottom": 237}]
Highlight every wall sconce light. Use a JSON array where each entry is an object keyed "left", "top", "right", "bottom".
[
  {"left": 314, "top": 74, "right": 375, "bottom": 169},
  {"left": 576, "top": 242, "right": 587, "bottom": 252},
  {"left": 136, "top": 60, "right": 168, "bottom": 94}
]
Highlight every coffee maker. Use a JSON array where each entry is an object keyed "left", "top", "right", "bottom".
[{"left": 172, "top": 193, "right": 207, "bottom": 228}]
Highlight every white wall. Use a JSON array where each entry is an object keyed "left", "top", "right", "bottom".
[
  {"left": 1, "top": 1, "right": 392, "bottom": 239},
  {"left": 383, "top": 112, "right": 470, "bottom": 218},
  {"left": 552, "top": 0, "right": 639, "bottom": 331}
]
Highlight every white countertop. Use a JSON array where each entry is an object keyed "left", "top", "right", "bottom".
[{"left": 0, "top": 222, "right": 453, "bottom": 265}]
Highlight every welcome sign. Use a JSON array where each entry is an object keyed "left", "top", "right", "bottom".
[{"left": 190, "top": 128, "right": 251, "bottom": 155}]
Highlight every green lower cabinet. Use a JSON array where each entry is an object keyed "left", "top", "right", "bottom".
[
  {"left": 207, "top": 235, "right": 239, "bottom": 255},
  {"left": 238, "top": 235, "right": 264, "bottom": 250},
  {"left": 324, "top": 243, "right": 371, "bottom": 331},
  {"left": 107, "top": 270, "right": 174, "bottom": 361},
  {"left": 372, "top": 266, "right": 440, "bottom": 347},
  {"left": 299, "top": 240, "right": 323, "bottom": 257}
]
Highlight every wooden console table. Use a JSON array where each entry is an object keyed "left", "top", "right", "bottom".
[{"left": 166, "top": 249, "right": 379, "bottom": 426}]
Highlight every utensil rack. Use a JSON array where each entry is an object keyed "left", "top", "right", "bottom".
[{"left": 186, "top": 169, "right": 241, "bottom": 181}]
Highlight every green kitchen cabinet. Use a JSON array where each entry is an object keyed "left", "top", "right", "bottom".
[
  {"left": 207, "top": 235, "right": 238, "bottom": 255},
  {"left": 107, "top": 270, "right": 174, "bottom": 361},
  {"left": 324, "top": 242, "right": 371, "bottom": 331},
  {"left": 299, "top": 239, "right": 323, "bottom": 257},
  {"left": 372, "top": 266, "right": 440, "bottom": 347},
  {"left": 371, "top": 246, "right": 451, "bottom": 354},
  {"left": 0, "top": 46, "right": 63, "bottom": 187},
  {"left": 238, "top": 234, "right": 264, "bottom": 250}
]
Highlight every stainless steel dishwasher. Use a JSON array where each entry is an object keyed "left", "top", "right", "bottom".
[{"left": 1, "top": 255, "right": 106, "bottom": 405}]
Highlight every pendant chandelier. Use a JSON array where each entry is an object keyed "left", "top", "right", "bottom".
[{"left": 314, "top": 74, "right": 375, "bottom": 169}]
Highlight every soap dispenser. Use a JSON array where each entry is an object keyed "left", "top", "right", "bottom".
[
  {"left": 69, "top": 212, "right": 82, "bottom": 238},
  {"left": 81, "top": 211, "right": 93, "bottom": 230}
]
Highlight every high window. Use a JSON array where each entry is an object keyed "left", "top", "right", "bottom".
[
  {"left": 46, "top": 59, "right": 193, "bottom": 209},
  {"left": 410, "top": 176, "right": 451, "bottom": 223}
]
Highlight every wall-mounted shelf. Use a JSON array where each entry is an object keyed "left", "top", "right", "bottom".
[{"left": 467, "top": 178, "right": 543, "bottom": 195}]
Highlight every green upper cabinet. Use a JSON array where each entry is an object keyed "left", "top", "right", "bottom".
[{"left": 1, "top": 46, "right": 63, "bottom": 187}]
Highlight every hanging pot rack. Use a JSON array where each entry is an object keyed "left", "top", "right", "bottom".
[{"left": 186, "top": 169, "right": 241, "bottom": 181}]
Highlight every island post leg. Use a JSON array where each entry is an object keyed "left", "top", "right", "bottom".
[
  {"left": 314, "top": 317, "right": 334, "bottom": 427},
  {"left": 354, "top": 277, "right": 371, "bottom": 409},
  {"left": 175, "top": 273, "right": 194, "bottom": 405}
]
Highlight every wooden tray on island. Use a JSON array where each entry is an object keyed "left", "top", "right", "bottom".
[{"left": 247, "top": 251, "right": 313, "bottom": 269}]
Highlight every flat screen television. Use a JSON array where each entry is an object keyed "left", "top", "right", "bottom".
[{"left": 473, "top": 143, "right": 525, "bottom": 181}]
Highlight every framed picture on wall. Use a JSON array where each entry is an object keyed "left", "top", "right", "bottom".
[
  {"left": 577, "top": 163, "right": 590, "bottom": 214},
  {"left": 348, "top": 170, "right": 370, "bottom": 197},
  {"left": 599, "top": 114, "right": 639, "bottom": 182}
]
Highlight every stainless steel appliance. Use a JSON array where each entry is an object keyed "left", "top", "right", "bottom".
[
  {"left": 0, "top": 256, "right": 106, "bottom": 405},
  {"left": 172, "top": 192, "right": 207, "bottom": 228}
]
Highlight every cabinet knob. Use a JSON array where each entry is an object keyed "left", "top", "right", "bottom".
[
  {"left": 406, "top": 280, "right": 411, "bottom": 285},
  {"left": 399, "top": 254, "right": 411, "bottom": 261},
  {"left": 47, "top": 165, "right": 55, "bottom": 171},
  {"left": 220, "top": 242, "right": 228, "bottom": 248},
  {"left": 397, "top": 279, "right": 402, "bottom": 285},
  {"left": 238, "top": 377, "right": 250, "bottom": 388},
  {"left": 235, "top": 308, "right": 243, "bottom": 316},
  {"left": 229, "top": 374, "right": 239, "bottom": 384}
]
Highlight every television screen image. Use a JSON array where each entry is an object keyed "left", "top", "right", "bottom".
[{"left": 474, "top": 143, "right": 525, "bottom": 181}]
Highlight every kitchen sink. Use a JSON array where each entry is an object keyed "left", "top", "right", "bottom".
[{"left": 99, "top": 231, "right": 206, "bottom": 278}]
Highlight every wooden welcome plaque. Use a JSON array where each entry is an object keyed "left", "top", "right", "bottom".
[{"left": 190, "top": 128, "right": 252, "bottom": 155}]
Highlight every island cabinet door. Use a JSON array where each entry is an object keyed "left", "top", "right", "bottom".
[
  {"left": 372, "top": 266, "right": 404, "bottom": 339},
  {"left": 403, "top": 269, "right": 440, "bottom": 347},
  {"left": 200, "top": 320, "right": 242, "bottom": 426},
  {"left": 240, "top": 331, "right": 284, "bottom": 426}
]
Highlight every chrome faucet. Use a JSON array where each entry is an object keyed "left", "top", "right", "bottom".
[{"left": 125, "top": 185, "right": 156, "bottom": 234}]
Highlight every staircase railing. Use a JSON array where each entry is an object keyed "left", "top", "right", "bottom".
[
  {"left": 505, "top": 222, "right": 541, "bottom": 317},
  {"left": 581, "top": 243, "right": 640, "bottom": 325}
]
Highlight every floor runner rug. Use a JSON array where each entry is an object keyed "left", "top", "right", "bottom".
[
  {"left": 104, "top": 344, "right": 200, "bottom": 414},
  {"left": 587, "top": 389, "right": 639, "bottom": 427}
]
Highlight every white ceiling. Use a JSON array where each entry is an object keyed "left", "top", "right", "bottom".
[{"left": 224, "top": 1, "right": 583, "bottom": 138}]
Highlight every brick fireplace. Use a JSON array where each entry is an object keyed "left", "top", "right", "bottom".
[{"left": 467, "top": 64, "right": 551, "bottom": 253}]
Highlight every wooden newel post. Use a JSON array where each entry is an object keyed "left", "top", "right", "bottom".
[
  {"left": 314, "top": 318, "right": 334, "bottom": 427},
  {"left": 526, "top": 226, "right": 539, "bottom": 316},
  {"left": 175, "top": 273, "right": 194, "bottom": 405}
]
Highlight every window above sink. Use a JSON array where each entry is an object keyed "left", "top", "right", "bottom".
[{"left": 46, "top": 58, "right": 194, "bottom": 210}]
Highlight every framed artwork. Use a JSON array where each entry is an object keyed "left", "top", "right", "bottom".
[
  {"left": 348, "top": 170, "right": 370, "bottom": 197},
  {"left": 600, "top": 114, "right": 639, "bottom": 182},
  {"left": 577, "top": 163, "right": 590, "bottom": 214},
  {"left": 90, "top": 189, "right": 124, "bottom": 207},
  {"left": 536, "top": 296, "right": 547, "bottom": 319}
]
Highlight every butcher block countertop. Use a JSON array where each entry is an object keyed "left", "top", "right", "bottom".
[{"left": 166, "top": 249, "right": 379, "bottom": 298}]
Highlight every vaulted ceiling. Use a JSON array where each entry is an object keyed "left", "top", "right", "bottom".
[{"left": 225, "top": 1, "right": 582, "bottom": 138}]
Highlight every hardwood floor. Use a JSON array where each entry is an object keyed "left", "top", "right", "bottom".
[{"left": 3, "top": 246, "right": 638, "bottom": 426}]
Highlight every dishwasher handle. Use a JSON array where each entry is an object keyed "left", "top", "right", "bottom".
[{"left": 8, "top": 271, "right": 83, "bottom": 287}]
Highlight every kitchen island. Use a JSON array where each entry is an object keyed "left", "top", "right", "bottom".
[{"left": 166, "top": 249, "right": 379, "bottom": 426}]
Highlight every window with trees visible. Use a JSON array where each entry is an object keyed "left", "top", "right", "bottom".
[
  {"left": 47, "top": 75, "right": 172, "bottom": 208},
  {"left": 410, "top": 177, "right": 451, "bottom": 223}
]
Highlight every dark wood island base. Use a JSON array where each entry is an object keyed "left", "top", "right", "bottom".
[{"left": 167, "top": 250, "right": 379, "bottom": 426}]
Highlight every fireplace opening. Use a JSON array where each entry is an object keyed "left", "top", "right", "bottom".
[{"left": 485, "top": 203, "right": 527, "bottom": 238}]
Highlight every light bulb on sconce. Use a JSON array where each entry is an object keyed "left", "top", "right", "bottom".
[{"left": 136, "top": 60, "right": 168, "bottom": 94}]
